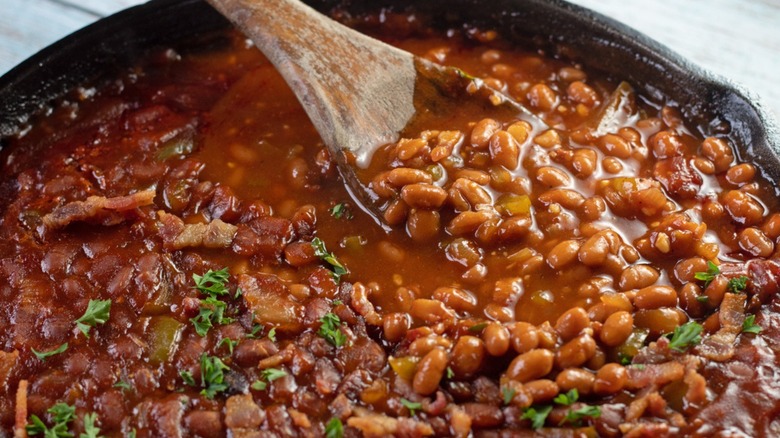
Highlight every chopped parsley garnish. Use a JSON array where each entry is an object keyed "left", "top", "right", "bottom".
[
  {"left": 75, "top": 299, "right": 111, "bottom": 338},
  {"left": 727, "top": 276, "right": 749, "bottom": 293},
  {"left": 27, "top": 402, "right": 75, "bottom": 437},
  {"left": 666, "top": 321, "right": 703, "bottom": 352},
  {"left": 252, "top": 367, "right": 287, "bottom": 391},
  {"left": 246, "top": 322, "right": 263, "bottom": 339},
  {"left": 267, "top": 327, "right": 277, "bottom": 342},
  {"left": 181, "top": 354, "right": 230, "bottom": 399},
  {"left": 521, "top": 405, "right": 553, "bottom": 430},
  {"left": 80, "top": 412, "right": 102, "bottom": 438},
  {"left": 468, "top": 322, "right": 488, "bottom": 333},
  {"left": 400, "top": 398, "right": 423, "bottom": 416},
  {"left": 562, "top": 405, "right": 601, "bottom": 426},
  {"left": 743, "top": 314, "right": 762, "bottom": 334},
  {"left": 502, "top": 387, "right": 516, "bottom": 405},
  {"left": 329, "top": 203, "right": 352, "bottom": 220},
  {"left": 260, "top": 368, "right": 287, "bottom": 382},
  {"left": 554, "top": 388, "right": 579, "bottom": 406},
  {"left": 696, "top": 295, "right": 709, "bottom": 303},
  {"left": 446, "top": 367, "right": 454, "bottom": 379},
  {"left": 694, "top": 260, "right": 720, "bottom": 288},
  {"left": 113, "top": 380, "right": 131, "bottom": 391},
  {"left": 218, "top": 338, "right": 238, "bottom": 355},
  {"left": 190, "top": 268, "right": 234, "bottom": 336},
  {"left": 332, "top": 299, "right": 343, "bottom": 306},
  {"left": 318, "top": 312, "right": 347, "bottom": 347},
  {"left": 325, "top": 417, "right": 344, "bottom": 438},
  {"left": 311, "top": 238, "right": 349, "bottom": 283},
  {"left": 617, "top": 352, "right": 633, "bottom": 365},
  {"left": 193, "top": 267, "right": 230, "bottom": 296},
  {"left": 128, "top": 429, "right": 137, "bottom": 438},
  {"left": 32, "top": 343, "right": 68, "bottom": 361}
]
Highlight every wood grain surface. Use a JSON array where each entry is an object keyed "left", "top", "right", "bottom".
[{"left": 2, "top": 0, "right": 779, "bottom": 117}]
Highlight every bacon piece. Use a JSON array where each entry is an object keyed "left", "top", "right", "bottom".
[
  {"left": 14, "top": 380, "right": 27, "bottom": 438},
  {"left": 654, "top": 157, "right": 702, "bottom": 199},
  {"left": 157, "top": 211, "right": 237, "bottom": 250},
  {"left": 347, "top": 408, "right": 434, "bottom": 437},
  {"left": 42, "top": 189, "right": 155, "bottom": 229},
  {"left": 626, "top": 362, "right": 685, "bottom": 390},
  {"left": 696, "top": 293, "right": 746, "bottom": 362},
  {"left": 0, "top": 350, "right": 19, "bottom": 394},
  {"left": 225, "top": 394, "right": 265, "bottom": 437}
]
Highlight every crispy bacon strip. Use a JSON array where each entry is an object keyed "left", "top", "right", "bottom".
[
  {"left": 42, "top": 189, "right": 156, "bottom": 230},
  {"left": 14, "top": 380, "right": 28, "bottom": 438}
]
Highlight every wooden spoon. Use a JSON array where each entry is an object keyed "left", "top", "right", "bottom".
[{"left": 206, "top": 0, "right": 543, "bottom": 220}]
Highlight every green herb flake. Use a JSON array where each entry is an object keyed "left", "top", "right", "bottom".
[
  {"left": 332, "top": 299, "right": 343, "bottom": 306},
  {"left": 554, "top": 388, "right": 579, "bottom": 406},
  {"left": 113, "top": 380, "right": 131, "bottom": 391},
  {"left": 261, "top": 368, "right": 287, "bottom": 382},
  {"left": 694, "top": 260, "right": 720, "bottom": 288},
  {"left": 667, "top": 321, "right": 703, "bottom": 352},
  {"left": 325, "top": 417, "right": 344, "bottom": 438},
  {"left": 75, "top": 299, "right": 111, "bottom": 338},
  {"left": 180, "top": 370, "right": 196, "bottom": 387},
  {"left": 502, "top": 387, "right": 516, "bottom": 405},
  {"left": 251, "top": 380, "right": 267, "bottom": 391},
  {"left": 318, "top": 312, "right": 347, "bottom": 347},
  {"left": 193, "top": 267, "right": 230, "bottom": 296},
  {"left": 446, "top": 367, "right": 454, "bottom": 379},
  {"left": 199, "top": 354, "right": 230, "bottom": 399},
  {"left": 727, "top": 276, "right": 749, "bottom": 293},
  {"left": 80, "top": 412, "right": 103, "bottom": 438},
  {"left": 26, "top": 402, "right": 76, "bottom": 437},
  {"left": 562, "top": 405, "right": 601, "bottom": 426},
  {"left": 468, "top": 323, "right": 488, "bottom": 333},
  {"left": 742, "top": 314, "right": 762, "bottom": 334},
  {"left": 330, "top": 203, "right": 352, "bottom": 220},
  {"left": 218, "top": 337, "right": 238, "bottom": 355},
  {"left": 521, "top": 405, "right": 553, "bottom": 430},
  {"left": 311, "top": 238, "right": 349, "bottom": 283},
  {"left": 246, "top": 322, "right": 263, "bottom": 339},
  {"left": 400, "top": 398, "right": 423, "bottom": 416},
  {"left": 617, "top": 352, "right": 632, "bottom": 365},
  {"left": 32, "top": 343, "right": 68, "bottom": 361},
  {"left": 127, "top": 429, "right": 137, "bottom": 438},
  {"left": 267, "top": 327, "right": 277, "bottom": 342},
  {"left": 696, "top": 295, "right": 709, "bottom": 303}
]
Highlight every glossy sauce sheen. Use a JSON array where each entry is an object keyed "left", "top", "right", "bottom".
[{"left": 1, "top": 10, "right": 780, "bottom": 437}]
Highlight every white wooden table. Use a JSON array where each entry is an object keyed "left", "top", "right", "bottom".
[{"left": 2, "top": 0, "right": 779, "bottom": 118}]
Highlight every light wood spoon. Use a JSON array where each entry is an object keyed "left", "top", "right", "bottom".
[{"left": 206, "top": 0, "right": 543, "bottom": 220}]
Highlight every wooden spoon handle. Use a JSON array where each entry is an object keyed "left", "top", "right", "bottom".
[{"left": 206, "top": 0, "right": 417, "bottom": 164}]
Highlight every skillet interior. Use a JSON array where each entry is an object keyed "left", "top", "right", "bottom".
[{"left": 0, "top": 0, "right": 778, "bottom": 190}]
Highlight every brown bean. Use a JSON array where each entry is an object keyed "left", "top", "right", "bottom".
[
  {"left": 555, "top": 308, "right": 590, "bottom": 342},
  {"left": 507, "top": 121, "right": 531, "bottom": 144},
  {"left": 701, "top": 137, "right": 734, "bottom": 172},
  {"left": 528, "top": 83, "right": 558, "bottom": 111},
  {"left": 593, "top": 363, "right": 627, "bottom": 395},
  {"left": 762, "top": 213, "right": 780, "bottom": 239},
  {"left": 511, "top": 322, "right": 540, "bottom": 354},
  {"left": 726, "top": 163, "right": 756, "bottom": 186},
  {"left": 536, "top": 166, "right": 571, "bottom": 188},
  {"left": 471, "top": 118, "right": 501, "bottom": 148},
  {"left": 597, "top": 134, "right": 631, "bottom": 159},
  {"left": 451, "top": 178, "right": 493, "bottom": 208},
  {"left": 387, "top": 168, "right": 433, "bottom": 187},
  {"left": 384, "top": 199, "right": 408, "bottom": 225},
  {"left": 634, "top": 308, "right": 686, "bottom": 336},
  {"left": 567, "top": 81, "right": 599, "bottom": 108},
  {"left": 409, "top": 335, "right": 452, "bottom": 357},
  {"left": 738, "top": 227, "right": 774, "bottom": 257},
  {"left": 555, "top": 368, "right": 595, "bottom": 395},
  {"left": 572, "top": 149, "right": 598, "bottom": 178},
  {"left": 407, "top": 209, "right": 441, "bottom": 242},
  {"left": 538, "top": 189, "right": 585, "bottom": 209},
  {"left": 413, "top": 348, "right": 448, "bottom": 395},
  {"left": 618, "top": 265, "right": 660, "bottom": 291},
  {"left": 555, "top": 334, "right": 596, "bottom": 369},
  {"left": 506, "top": 349, "right": 555, "bottom": 382},
  {"left": 451, "top": 336, "right": 486, "bottom": 377},
  {"left": 723, "top": 190, "right": 765, "bottom": 225},
  {"left": 433, "top": 287, "right": 477, "bottom": 313},
  {"left": 634, "top": 286, "right": 678, "bottom": 310},
  {"left": 401, "top": 183, "right": 447, "bottom": 209},
  {"left": 649, "top": 131, "right": 684, "bottom": 159},
  {"left": 489, "top": 130, "right": 520, "bottom": 169},
  {"left": 578, "top": 233, "right": 609, "bottom": 267},
  {"left": 482, "top": 323, "right": 510, "bottom": 356},
  {"left": 383, "top": 313, "right": 410, "bottom": 343},
  {"left": 534, "top": 129, "right": 561, "bottom": 148},
  {"left": 409, "top": 299, "right": 455, "bottom": 324},
  {"left": 674, "top": 257, "right": 708, "bottom": 283},
  {"left": 395, "top": 138, "right": 428, "bottom": 160},
  {"left": 525, "top": 379, "right": 560, "bottom": 404},
  {"left": 547, "top": 240, "right": 581, "bottom": 269},
  {"left": 447, "top": 210, "right": 495, "bottom": 235},
  {"left": 600, "top": 311, "right": 633, "bottom": 347}
]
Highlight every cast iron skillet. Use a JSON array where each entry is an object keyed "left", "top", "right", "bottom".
[{"left": 0, "top": 0, "right": 778, "bottom": 187}]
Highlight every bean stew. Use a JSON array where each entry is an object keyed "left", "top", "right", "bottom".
[{"left": 1, "top": 5, "right": 779, "bottom": 438}]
